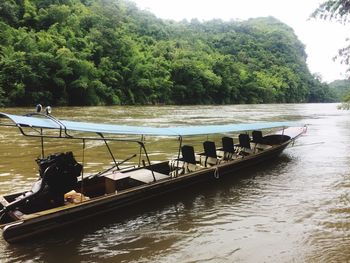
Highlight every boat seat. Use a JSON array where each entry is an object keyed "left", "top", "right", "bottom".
[
  {"left": 182, "top": 145, "right": 196, "bottom": 164},
  {"left": 203, "top": 141, "right": 223, "bottom": 167},
  {"left": 238, "top": 134, "right": 254, "bottom": 155},
  {"left": 181, "top": 145, "right": 203, "bottom": 174},
  {"left": 252, "top": 130, "right": 264, "bottom": 144},
  {"left": 169, "top": 145, "right": 203, "bottom": 177},
  {"left": 251, "top": 130, "right": 272, "bottom": 151},
  {"left": 220, "top": 136, "right": 238, "bottom": 161}
]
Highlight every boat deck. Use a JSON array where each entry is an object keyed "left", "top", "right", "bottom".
[
  {"left": 127, "top": 168, "right": 169, "bottom": 183},
  {"left": 104, "top": 168, "right": 169, "bottom": 184}
]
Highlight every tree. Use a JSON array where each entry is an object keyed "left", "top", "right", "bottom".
[
  {"left": 312, "top": 0, "right": 350, "bottom": 23},
  {"left": 327, "top": 79, "right": 350, "bottom": 103},
  {"left": 313, "top": 1, "right": 350, "bottom": 66},
  {"left": 0, "top": 0, "right": 335, "bottom": 106},
  {"left": 313, "top": 0, "right": 350, "bottom": 102}
]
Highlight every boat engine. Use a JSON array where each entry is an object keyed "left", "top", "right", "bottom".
[
  {"left": 0, "top": 152, "right": 82, "bottom": 215},
  {"left": 36, "top": 151, "right": 82, "bottom": 203}
]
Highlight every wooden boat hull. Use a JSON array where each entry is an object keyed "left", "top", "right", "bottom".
[{"left": 1, "top": 138, "right": 291, "bottom": 243}]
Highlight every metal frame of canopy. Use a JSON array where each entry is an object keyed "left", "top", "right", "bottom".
[
  {"left": 0, "top": 107, "right": 299, "bottom": 181},
  {"left": 0, "top": 110, "right": 160, "bottom": 182}
]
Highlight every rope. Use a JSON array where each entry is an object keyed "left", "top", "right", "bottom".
[{"left": 214, "top": 166, "right": 220, "bottom": 179}]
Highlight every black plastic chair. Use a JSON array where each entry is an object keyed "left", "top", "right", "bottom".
[
  {"left": 238, "top": 134, "right": 251, "bottom": 149},
  {"left": 203, "top": 141, "right": 221, "bottom": 167},
  {"left": 252, "top": 130, "right": 263, "bottom": 144},
  {"left": 222, "top": 137, "right": 235, "bottom": 153},
  {"left": 203, "top": 141, "right": 217, "bottom": 158},
  {"left": 181, "top": 145, "right": 196, "bottom": 164}
]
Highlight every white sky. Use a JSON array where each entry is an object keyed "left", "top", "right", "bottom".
[{"left": 132, "top": 0, "right": 350, "bottom": 83}]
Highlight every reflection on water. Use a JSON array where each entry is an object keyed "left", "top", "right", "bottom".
[{"left": 0, "top": 104, "right": 350, "bottom": 262}]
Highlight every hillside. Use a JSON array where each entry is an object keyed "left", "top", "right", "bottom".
[
  {"left": 329, "top": 79, "right": 350, "bottom": 101},
  {"left": 0, "top": 0, "right": 336, "bottom": 106}
]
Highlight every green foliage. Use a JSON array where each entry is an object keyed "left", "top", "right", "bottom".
[
  {"left": 313, "top": 0, "right": 350, "bottom": 103},
  {"left": 312, "top": 0, "right": 350, "bottom": 23},
  {"left": 0, "top": 0, "right": 333, "bottom": 106},
  {"left": 328, "top": 79, "right": 350, "bottom": 101}
]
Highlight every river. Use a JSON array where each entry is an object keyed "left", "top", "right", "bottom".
[{"left": 0, "top": 103, "right": 349, "bottom": 262}]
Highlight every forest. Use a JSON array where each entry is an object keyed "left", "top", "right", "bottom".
[{"left": 0, "top": 0, "right": 339, "bottom": 106}]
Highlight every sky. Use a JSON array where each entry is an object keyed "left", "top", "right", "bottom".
[{"left": 132, "top": 0, "right": 350, "bottom": 83}]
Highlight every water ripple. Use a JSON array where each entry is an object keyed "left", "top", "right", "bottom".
[{"left": 0, "top": 104, "right": 350, "bottom": 262}]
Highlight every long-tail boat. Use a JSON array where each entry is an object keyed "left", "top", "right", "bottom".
[{"left": 0, "top": 106, "right": 306, "bottom": 243}]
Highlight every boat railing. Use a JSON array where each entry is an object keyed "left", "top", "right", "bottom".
[
  {"left": 0, "top": 106, "right": 159, "bottom": 183},
  {"left": 0, "top": 106, "right": 305, "bottom": 184}
]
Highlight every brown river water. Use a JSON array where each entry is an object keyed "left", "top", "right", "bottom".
[{"left": 0, "top": 103, "right": 349, "bottom": 262}]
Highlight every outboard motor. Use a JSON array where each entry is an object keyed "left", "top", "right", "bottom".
[
  {"left": 36, "top": 152, "right": 82, "bottom": 204},
  {"left": 0, "top": 152, "right": 82, "bottom": 215}
]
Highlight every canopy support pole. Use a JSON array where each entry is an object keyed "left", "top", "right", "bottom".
[
  {"left": 80, "top": 139, "right": 85, "bottom": 201},
  {"left": 175, "top": 136, "right": 183, "bottom": 177},
  {"left": 98, "top": 133, "right": 119, "bottom": 170},
  {"left": 138, "top": 141, "right": 156, "bottom": 182},
  {"left": 40, "top": 128, "right": 45, "bottom": 158},
  {"left": 138, "top": 135, "right": 144, "bottom": 167}
]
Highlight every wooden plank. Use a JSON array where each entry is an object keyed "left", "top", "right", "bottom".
[{"left": 126, "top": 168, "right": 169, "bottom": 183}]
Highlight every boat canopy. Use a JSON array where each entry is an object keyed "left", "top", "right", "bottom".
[{"left": 0, "top": 112, "right": 298, "bottom": 137}]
